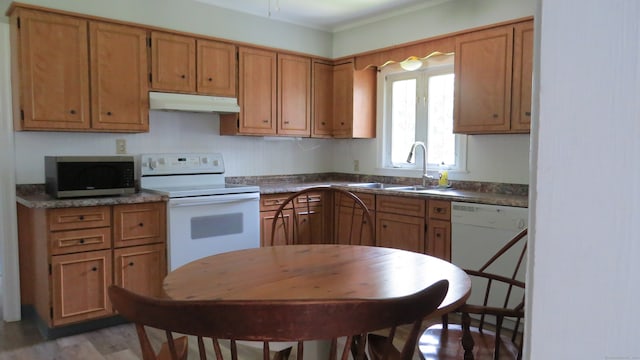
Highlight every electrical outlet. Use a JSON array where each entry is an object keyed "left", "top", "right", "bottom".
[
  {"left": 353, "top": 160, "right": 360, "bottom": 172},
  {"left": 116, "top": 139, "right": 127, "bottom": 154}
]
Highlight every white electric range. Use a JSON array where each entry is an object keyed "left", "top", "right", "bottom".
[{"left": 140, "top": 153, "right": 260, "bottom": 271}]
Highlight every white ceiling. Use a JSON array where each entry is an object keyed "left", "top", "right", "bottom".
[{"left": 191, "top": 0, "right": 452, "bottom": 32}]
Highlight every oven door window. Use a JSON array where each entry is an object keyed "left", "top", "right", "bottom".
[{"left": 191, "top": 213, "right": 243, "bottom": 239}]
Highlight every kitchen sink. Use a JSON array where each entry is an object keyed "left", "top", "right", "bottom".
[{"left": 347, "top": 182, "right": 408, "bottom": 189}]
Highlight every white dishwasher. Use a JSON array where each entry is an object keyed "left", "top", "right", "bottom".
[{"left": 451, "top": 201, "right": 528, "bottom": 308}]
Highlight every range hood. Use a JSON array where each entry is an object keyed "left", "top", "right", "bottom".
[{"left": 149, "top": 91, "right": 240, "bottom": 113}]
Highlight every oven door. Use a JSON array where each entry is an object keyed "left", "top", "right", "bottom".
[{"left": 167, "top": 192, "right": 260, "bottom": 271}]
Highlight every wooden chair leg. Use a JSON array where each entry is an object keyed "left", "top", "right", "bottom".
[{"left": 461, "top": 312, "right": 475, "bottom": 360}]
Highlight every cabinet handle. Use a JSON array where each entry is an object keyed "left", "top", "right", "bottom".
[
  {"left": 492, "top": 114, "right": 499, "bottom": 118},
  {"left": 91, "top": 267, "right": 98, "bottom": 272},
  {"left": 138, "top": 222, "right": 144, "bottom": 227},
  {"left": 525, "top": 111, "right": 531, "bottom": 116},
  {"left": 79, "top": 239, "right": 85, "bottom": 244},
  {"left": 106, "top": 111, "right": 113, "bottom": 116},
  {"left": 129, "top": 262, "right": 135, "bottom": 267},
  {"left": 382, "top": 224, "right": 387, "bottom": 229},
  {"left": 181, "top": 74, "right": 186, "bottom": 79},
  {"left": 284, "top": 121, "right": 290, "bottom": 124},
  {"left": 340, "top": 122, "right": 345, "bottom": 125},
  {"left": 208, "top": 77, "right": 213, "bottom": 81},
  {"left": 321, "top": 121, "right": 326, "bottom": 125},
  {"left": 435, "top": 207, "right": 444, "bottom": 213},
  {"left": 262, "top": 119, "right": 269, "bottom": 123},
  {"left": 69, "top": 109, "right": 76, "bottom": 115},
  {"left": 78, "top": 215, "right": 85, "bottom": 221}
]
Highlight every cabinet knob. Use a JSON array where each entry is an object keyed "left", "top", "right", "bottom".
[
  {"left": 262, "top": 119, "right": 269, "bottom": 123},
  {"left": 321, "top": 121, "right": 326, "bottom": 125},
  {"left": 129, "top": 262, "right": 135, "bottom": 267},
  {"left": 138, "top": 222, "right": 144, "bottom": 227},
  {"left": 525, "top": 111, "right": 531, "bottom": 116},
  {"left": 492, "top": 114, "right": 499, "bottom": 118},
  {"left": 79, "top": 239, "right": 85, "bottom": 244},
  {"left": 284, "top": 121, "right": 290, "bottom": 124},
  {"left": 91, "top": 267, "right": 98, "bottom": 272},
  {"left": 106, "top": 111, "right": 113, "bottom": 116},
  {"left": 208, "top": 77, "right": 213, "bottom": 81},
  {"left": 341, "top": 122, "right": 345, "bottom": 125},
  {"left": 181, "top": 74, "right": 186, "bottom": 79},
  {"left": 69, "top": 109, "right": 76, "bottom": 115},
  {"left": 382, "top": 224, "right": 387, "bottom": 229},
  {"left": 78, "top": 215, "right": 85, "bottom": 221}
]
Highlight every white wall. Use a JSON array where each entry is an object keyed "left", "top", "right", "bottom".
[
  {"left": 0, "top": 22, "right": 21, "bottom": 321},
  {"left": 332, "top": 0, "right": 536, "bottom": 58},
  {"left": 0, "top": 0, "right": 332, "bottom": 57},
  {"left": 14, "top": 112, "right": 336, "bottom": 184},
  {"left": 528, "top": 0, "right": 640, "bottom": 358}
]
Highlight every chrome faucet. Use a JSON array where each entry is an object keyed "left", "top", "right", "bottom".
[{"left": 406, "top": 141, "right": 433, "bottom": 187}]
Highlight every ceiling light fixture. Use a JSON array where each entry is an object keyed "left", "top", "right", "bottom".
[{"left": 400, "top": 56, "right": 423, "bottom": 71}]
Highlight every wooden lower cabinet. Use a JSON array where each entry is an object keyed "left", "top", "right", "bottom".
[
  {"left": 376, "top": 195, "right": 426, "bottom": 253},
  {"left": 17, "top": 202, "right": 166, "bottom": 330},
  {"left": 335, "top": 192, "right": 375, "bottom": 246},
  {"left": 259, "top": 191, "right": 451, "bottom": 260},
  {"left": 114, "top": 243, "right": 166, "bottom": 298},
  {"left": 51, "top": 250, "right": 113, "bottom": 326},
  {"left": 427, "top": 199, "right": 452, "bottom": 261}
]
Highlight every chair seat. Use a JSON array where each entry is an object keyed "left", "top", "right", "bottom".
[{"left": 419, "top": 324, "right": 519, "bottom": 360}]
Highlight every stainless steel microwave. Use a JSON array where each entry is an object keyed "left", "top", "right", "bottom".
[{"left": 45, "top": 156, "right": 136, "bottom": 198}]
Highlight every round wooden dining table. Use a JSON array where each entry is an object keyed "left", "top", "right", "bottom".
[{"left": 162, "top": 244, "right": 471, "bottom": 317}]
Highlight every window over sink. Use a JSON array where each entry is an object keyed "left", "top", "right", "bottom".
[{"left": 379, "top": 54, "right": 467, "bottom": 175}]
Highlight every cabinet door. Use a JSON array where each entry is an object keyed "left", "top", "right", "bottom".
[
  {"left": 294, "top": 206, "right": 325, "bottom": 245},
  {"left": 51, "top": 250, "right": 112, "bottom": 326},
  {"left": 376, "top": 212, "right": 425, "bottom": 253},
  {"left": 197, "top": 40, "right": 236, "bottom": 96},
  {"left": 335, "top": 206, "right": 375, "bottom": 246},
  {"left": 511, "top": 21, "right": 534, "bottom": 132},
  {"left": 114, "top": 243, "right": 166, "bottom": 298},
  {"left": 13, "top": 9, "right": 90, "bottom": 130},
  {"left": 332, "top": 62, "right": 354, "bottom": 138},
  {"left": 311, "top": 61, "right": 334, "bottom": 137},
  {"left": 278, "top": 54, "right": 311, "bottom": 136},
  {"left": 454, "top": 26, "right": 513, "bottom": 133},
  {"left": 113, "top": 202, "right": 166, "bottom": 248},
  {"left": 261, "top": 209, "right": 293, "bottom": 246},
  {"left": 427, "top": 219, "right": 451, "bottom": 261},
  {"left": 151, "top": 32, "right": 196, "bottom": 92},
  {"left": 238, "top": 47, "right": 277, "bottom": 135},
  {"left": 89, "top": 21, "right": 149, "bottom": 132}
]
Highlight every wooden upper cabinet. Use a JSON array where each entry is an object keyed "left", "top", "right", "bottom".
[
  {"left": 312, "top": 60, "right": 334, "bottom": 138},
  {"left": 197, "top": 40, "right": 236, "bottom": 97},
  {"left": 10, "top": 9, "right": 91, "bottom": 131},
  {"left": 454, "top": 20, "right": 533, "bottom": 134},
  {"left": 89, "top": 21, "right": 149, "bottom": 132},
  {"left": 233, "top": 47, "right": 277, "bottom": 135},
  {"left": 511, "top": 21, "right": 534, "bottom": 132},
  {"left": 278, "top": 54, "right": 311, "bottom": 136},
  {"left": 332, "top": 61, "right": 376, "bottom": 139},
  {"left": 150, "top": 33, "right": 236, "bottom": 97},
  {"left": 454, "top": 25, "right": 513, "bottom": 134},
  {"left": 150, "top": 32, "right": 196, "bottom": 92}
]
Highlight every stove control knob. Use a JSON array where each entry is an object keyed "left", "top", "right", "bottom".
[{"left": 148, "top": 158, "right": 158, "bottom": 170}]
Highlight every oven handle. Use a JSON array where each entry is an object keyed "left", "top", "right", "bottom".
[{"left": 169, "top": 193, "right": 259, "bottom": 208}]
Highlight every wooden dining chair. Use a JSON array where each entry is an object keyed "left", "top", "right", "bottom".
[
  {"left": 108, "top": 279, "right": 449, "bottom": 360},
  {"left": 269, "top": 186, "right": 374, "bottom": 246},
  {"left": 418, "top": 228, "right": 528, "bottom": 360}
]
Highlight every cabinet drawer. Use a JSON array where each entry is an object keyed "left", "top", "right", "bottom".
[
  {"left": 50, "top": 227, "right": 112, "bottom": 255},
  {"left": 113, "top": 202, "right": 166, "bottom": 248},
  {"left": 260, "top": 193, "right": 293, "bottom": 211},
  {"left": 376, "top": 195, "right": 425, "bottom": 217},
  {"left": 48, "top": 206, "right": 111, "bottom": 231},
  {"left": 338, "top": 191, "right": 375, "bottom": 210},
  {"left": 429, "top": 200, "right": 451, "bottom": 221}
]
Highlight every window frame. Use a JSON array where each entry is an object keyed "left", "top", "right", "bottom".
[{"left": 377, "top": 60, "right": 467, "bottom": 175}]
